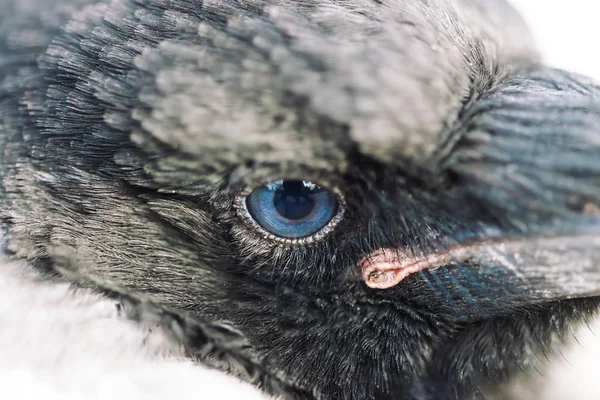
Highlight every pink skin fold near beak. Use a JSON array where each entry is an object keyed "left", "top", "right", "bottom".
[{"left": 359, "top": 247, "right": 472, "bottom": 289}]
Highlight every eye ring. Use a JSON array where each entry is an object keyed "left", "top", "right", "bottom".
[{"left": 235, "top": 179, "right": 345, "bottom": 246}]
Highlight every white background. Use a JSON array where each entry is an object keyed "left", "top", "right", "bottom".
[{"left": 510, "top": 0, "right": 600, "bottom": 80}]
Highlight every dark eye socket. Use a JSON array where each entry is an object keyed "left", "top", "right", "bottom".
[{"left": 245, "top": 180, "right": 342, "bottom": 240}]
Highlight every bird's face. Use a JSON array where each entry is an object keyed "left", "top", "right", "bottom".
[{"left": 2, "top": 0, "right": 600, "bottom": 399}]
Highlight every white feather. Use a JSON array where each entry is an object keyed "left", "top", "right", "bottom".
[{"left": 0, "top": 248, "right": 270, "bottom": 400}]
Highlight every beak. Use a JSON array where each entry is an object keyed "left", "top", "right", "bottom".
[
  {"left": 364, "top": 67, "right": 600, "bottom": 314},
  {"left": 360, "top": 219, "right": 600, "bottom": 303}
]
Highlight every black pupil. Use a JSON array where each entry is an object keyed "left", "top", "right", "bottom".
[{"left": 273, "top": 181, "right": 319, "bottom": 220}]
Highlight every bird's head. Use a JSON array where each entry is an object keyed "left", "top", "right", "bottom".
[{"left": 2, "top": 0, "right": 600, "bottom": 398}]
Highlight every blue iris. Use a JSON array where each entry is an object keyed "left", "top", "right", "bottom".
[{"left": 246, "top": 180, "right": 339, "bottom": 239}]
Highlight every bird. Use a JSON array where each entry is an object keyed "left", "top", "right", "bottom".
[{"left": 1, "top": 0, "right": 600, "bottom": 399}]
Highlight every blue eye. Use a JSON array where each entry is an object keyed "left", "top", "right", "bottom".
[{"left": 245, "top": 180, "right": 341, "bottom": 239}]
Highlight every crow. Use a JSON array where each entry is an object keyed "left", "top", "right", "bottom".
[{"left": 1, "top": 0, "right": 599, "bottom": 399}]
